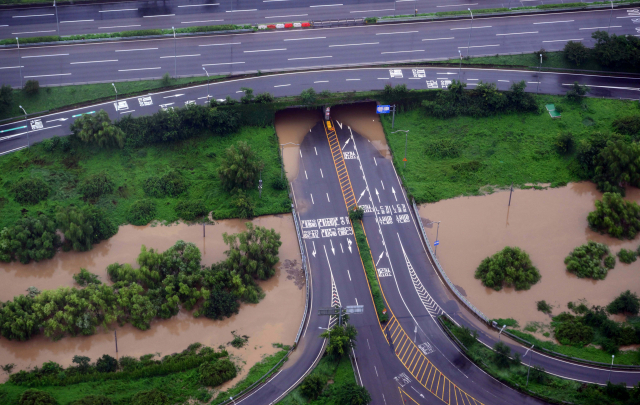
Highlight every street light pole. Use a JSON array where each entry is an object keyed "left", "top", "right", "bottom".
[
  {"left": 172, "top": 26, "right": 177, "bottom": 78},
  {"left": 202, "top": 67, "right": 210, "bottom": 101},
  {"left": 16, "top": 37, "right": 23, "bottom": 89},
  {"left": 259, "top": 170, "right": 262, "bottom": 198},
  {"left": 458, "top": 49, "right": 462, "bottom": 81},
  {"left": 54, "top": 0, "right": 60, "bottom": 37},
  {"left": 498, "top": 324, "right": 506, "bottom": 340},
  {"left": 112, "top": 83, "right": 118, "bottom": 108},
  {"left": 426, "top": 220, "right": 441, "bottom": 255},
  {"left": 466, "top": 8, "right": 473, "bottom": 58},
  {"left": 536, "top": 53, "right": 542, "bottom": 94},
  {"left": 391, "top": 130, "right": 409, "bottom": 169},
  {"left": 608, "top": 0, "right": 614, "bottom": 33},
  {"left": 525, "top": 344, "right": 534, "bottom": 387},
  {"left": 19, "top": 105, "right": 29, "bottom": 147},
  {"left": 608, "top": 354, "right": 615, "bottom": 382}
]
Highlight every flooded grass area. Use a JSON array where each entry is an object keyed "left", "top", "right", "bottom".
[
  {"left": 0, "top": 215, "right": 305, "bottom": 385},
  {"left": 420, "top": 183, "right": 640, "bottom": 339}
]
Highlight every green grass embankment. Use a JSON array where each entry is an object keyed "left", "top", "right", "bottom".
[{"left": 352, "top": 220, "right": 388, "bottom": 323}]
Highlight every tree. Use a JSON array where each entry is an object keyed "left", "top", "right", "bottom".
[
  {"left": 19, "top": 390, "right": 58, "bottom": 405},
  {"left": 607, "top": 290, "right": 640, "bottom": 315},
  {"left": 12, "top": 177, "right": 50, "bottom": 205},
  {"left": 56, "top": 205, "right": 116, "bottom": 252},
  {"left": 563, "top": 41, "right": 590, "bottom": 66},
  {"left": 254, "top": 92, "right": 274, "bottom": 103},
  {"left": 555, "top": 132, "right": 574, "bottom": 155},
  {"left": 24, "top": 80, "right": 39, "bottom": 96},
  {"left": 564, "top": 241, "right": 614, "bottom": 280},
  {"left": 593, "top": 141, "right": 640, "bottom": 195},
  {"left": 554, "top": 314, "right": 593, "bottom": 346},
  {"left": 300, "top": 374, "right": 327, "bottom": 400},
  {"left": 320, "top": 324, "right": 357, "bottom": 360},
  {"left": 336, "top": 382, "right": 372, "bottom": 405},
  {"left": 474, "top": 247, "right": 541, "bottom": 291},
  {"left": 612, "top": 116, "right": 640, "bottom": 138},
  {"left": 587, "top": 192, "right": 640, "bottom": 239},
  {"left": 130, "top": 389, "right": 170, "bottom": 405},
  {"left": 617, "top": 248, "right": 637, "bottom": 264},
  {"left": 0, "top": 84, "right": 12, "bottom": 112},
  {"left": 201, "top": 288, "right": 239, "bottom": 320},
  {"left": 492, "top": 341, "right": 512, "bottom": 368},
  {"left": 72, "top": 355, "right": 92, "bottom": 374},
  {"left": 240, "top": 87, "right": 254, "bottom": 104},
  {"left": 565, "top": 82, "right": 590, "bottom": 102},
  {"left": 71, "top": 110, "right": 124, "bottom": 148},
  {"left": 73, "top": 268, "right": 102, "bottom": 286},
  {"left": 96, "top": 354, "right": 118, "bottom": 373},
  {"left": 349, "top": 207, "right": 364, "bottom": 221},
  {"left": 199, "top": 359, "right": 237, "bottom": 387},
  {"left": 0, "top": 295, "right": 42, "bottom": 341},
  {"left": 0, "top": 215, "right": 60, "bottom": 264},
  {"left": 299, "top": 87, "right": 317, "bottom": 104},
  {"left": 217, "top": 141, "right": 263, "bottom": 191},
  {"left": 71, "top": 396, "right": 112, "bottom": 405},
  {"left": 592, "top": 30, "right": 640, "bottom": 68},
  {"left": 457, "top": 326, "right": 478, "bottom": 348}
]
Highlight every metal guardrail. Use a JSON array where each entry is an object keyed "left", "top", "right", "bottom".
[
  {"left": 411, "top": 199, "right": 490, "bottom": 323},
  {"left": 292, "top": 204, "right": 310, "bottom": 345},
  {"left": 311, "top": 18, "right": 364, "bottom": 28}
]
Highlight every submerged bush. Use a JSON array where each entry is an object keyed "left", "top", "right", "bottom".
[
  {"left": 617, "top": 248, "right": 637, "bottom": 264},
  {"left": 588, "top": 192, "right": 640, "bottom": 239},
  {"left": 553, "top": 313, "right": 594, "bottom": 346},
  {"left": 12, "top": 177, "right": 49, "bottom": 205},
  {"left": 127, "top": 200, "right": 156, "bottom": 225},
  {"left": 198, "top": 358, "right": 237, "bottom": 387},
  {"left": 537, "top": 300, "right": 553, "bottom": 314},
  {"left": 73, "top": 268, "right": 101, "bottom": 286},
  {"left": 564, "top": 241, "right": 614, "bottom": 280},
  {"left": 607, "top": 290, "right": 640, "bottom": 315},
  {"left": 0, "top": 215, "right": 60, "bottom": 264},
  {"left": 56, "top": 205, "right": 117, "bottom": 252},
  {"left": 475, "top": 246, "right": 541, "bottom": 291}
]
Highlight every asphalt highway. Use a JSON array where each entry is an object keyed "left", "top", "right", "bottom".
[
  {"left": 0, "top": 0, "right": 570, "bottom": 39},
  {"left": 1, "top": 7, "right": 639, "bottom": 88}
]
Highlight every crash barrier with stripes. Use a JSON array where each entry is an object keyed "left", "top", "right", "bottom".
[
  {"left": 384, "top": 315, "right": 485, "bottom": 405},
  {"left": 413, "top": 199, "right": 640, "bottom": 370},
  {"left": 323, "top": 119, "right": 357, "bottom": 211},
  {"left": 292, "top": 204, "right": 311, "bottom": 346},
  {"left": 258, "top": 22, "right": 311, "bottom": 30}
]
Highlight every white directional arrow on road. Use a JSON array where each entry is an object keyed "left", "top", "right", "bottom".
[
  {"left": 342, "top": 138, "right": 350, "bottom": 150},
  {"left": 376, "top": 251, "right": 384, "bottom": 266},
  {"left": 347, "top": 238, "right": 352, "bottom": 253},
  {"left": 375, "top": 188, "right": 380, "bottom": 203},
  {"left": 340, "top": 243, "right": 344, "bottom": 253},
  {"left": 336, "top": 120, "right": 342, "bottom": 129},
  {"left": 312, "top": 241, "right": 316, "bottom": 258},
  {"left": 330, "top": 240, "right": 335, "bottom": 255},
  {"left": 411, "top": 387, "right": 425, "bottom": 399},
  {"left": 46, "top": 118, "right": 68, "bottom": 123},
  {"left": 392, "top": 187, "right": 397, "bottom": 201},
  {"left": 357, "top": 188, "right": 367, "bottom": 204}
]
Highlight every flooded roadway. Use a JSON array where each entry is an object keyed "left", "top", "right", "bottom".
[{"left": 0, "top": 215, "right": 305, "bottom": 386}]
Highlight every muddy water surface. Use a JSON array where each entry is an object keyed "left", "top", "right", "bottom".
[
  {"left": 420, "top": 183, "right": 640, "bottom": 336},
  {"left": 0, "top": 215, "right": 305, "bottom": 385},
  {"left": 275, "top": 108, "right": 321, "bottom": 182},
  {"left": 331, "top": 102, "right": 391, "bottom": 159}
]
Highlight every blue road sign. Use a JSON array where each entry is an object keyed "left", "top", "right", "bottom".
[
  {"left": 376, "top": 105, "right": 391, "bottom": 114},
  {"left": 434, "top": 241, "right": 440, "bottom": 246}
]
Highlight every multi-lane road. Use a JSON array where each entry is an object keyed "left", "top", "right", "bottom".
[
  {"left": 0, "top": 0, "right": 572, "bottom": 40},
  {"left": 1, "top": 7, "right": 639, "bottom": 88}
]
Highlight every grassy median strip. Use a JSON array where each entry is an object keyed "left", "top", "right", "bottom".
[{"left": 353, "top": 220, "right": 389, "bottom": 323}]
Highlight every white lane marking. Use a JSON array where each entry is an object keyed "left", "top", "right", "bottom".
[
  {"left": 310, "top": 3, "right": 343, "bottom": 7},
  {"left": 374, "top": 365, "right": 379, "bottom": 376},
  {"left": 314, "top": 147, "right": 318, "bottom": 155},
  {"left": 202, "top": 62, "right": 245, "bottom": 66},
  {"left": 244, "top": 48, "right": 287, "bottom": 53},
  {"left": 265, "top": 14, "right": 308, "bottom": 18},
  {"left": 367, "top": 339, "right": 370, "bottom": 350},
  {"left": 450, "top": 26, "right": 492, "bottom": 30},
  {"left": 99, "top": 25, "right": 141, "bottom": 29},
  {"left": 288, "top": 56, "right": 332, "bottom": 60},
  {"left": 381, "top": 50, "right": 424, "bottom": 54},
  {"left": 0, "top": 124, "right": 63, "bottom": 142},
  {"left": 0, "top": 66, "right": 24, "bottom": 69},
  {"left": 12, "top": 30, "right": 56, "bottom": 34},
  {"left": 350, "top": 9, "right": 395, "bottom": 13},
  {"left": 377, "top": 78, "right": 388, "bottom": 80},
  {"left": 326, "top": 193, "right": 330, "bottom": 202},
  {"left": 115, "top": 48, "right": 158, "bottom": 52},
  {"left": 329, "top": 42, "right": 379, "bottom": 47},
  {"left": 118, "top": 67, "right": 161, "bottom": 72},
  {"left": 347, "top": 269, "right": 352, "bottom": 281},
  {"left": 226, "top": 9, "right": 258, "bottom": 12},
  {"left": 12, "top": 14, "right": 53, "bottom": 18},
  {"left": 24, "top": 73, "right": 71, "bottom": 78},
  {"left": 99, "top": 8, "right": 138, "bottom": 12},
  {"left": 22, "top": 53, "right": 69, "bottom": 58},
  {"left": 311, "top": 194, "right": 314, "bottom": 204},
  {"left": 496, "top": 31, "right": 538, "bottom": 35},
  {"left": 60, "top": 19, "right": 94, "bottom": 23},
  {"left": 199, "top": 42, "right": 241, "bottom": 46},
  {"left": 467, "top": 79, "right": 478, "bottom": 81},
  {"left": 542, "top": 38, "right": 583, "bottom": 42},
  {"left": 458, "top": 44, "right": 500, "bottom": 48},
  {"left": 355, "top": 298, "right": 358, "bottom": 305},
  {"left": 143, "top": 14, "right": 175, "bottom": 17},
  {"left": 159, "top": 54, "right": 201, "bottom": 58},
  {"left": 320, "top": 169, "right": 324, "bottom": 178},
  {"left": 70, "top": 59, "right": 118, "bottom": 64},
  {"left": 182, "top": 19, "right": 224, "bottom": 23},
  {"left": 376, "top": 31, "right": 418, "bottom": 35},
  {"left": 163, "top": 94, "right": 184, "bottom": 98},
  {"left": 120, "top": 110, "right": 135, "bottom": 114},
  {"left": 422, "top": 37, "right": 454, "bottom": 41},
  {"left": 374, "top": 157, "right": 377, "bottom": 166},
  {"left": 284, "top": 37, "right": 326, "bottom": 41},
  {"left": 381, "top": 180, "right": 385, "bottom": 190},
  {"left": 274, "top": 84, "right": 290, "bottom": 87},
  {"left": 562, "top": 83, "right": 640, "bottom": 91},
  {"left": 437, "top": 2, "right": 478, "bottom": 6},
  {"left": 346, "top": 78, "right": 360, "bottom": 81},
  {"left": 498, "top": 80, "right": 510, "bottom": 82},
  {"left": 534, "top": 20, "right": 574, "bottom": 24},
  {"left": 579, "top": 26, "right": 621, "bottom": 30},
  {"left": 300, "top": 150, "right": 302, "bottom": 158},
  {"left": 0, "top": 146, "right": 27, "bottom": 156},
  {"left": 179, "top": 3, "right": 220, "bottom": 6},
  {"left": 264, "top": 0, "right": 290, "bottom": 2},
  {"left": 305, "top": 170, "right": 308, "bottom": 179},
  {"left": 314, "top": 80, "right": 329, "bottom": 83}
]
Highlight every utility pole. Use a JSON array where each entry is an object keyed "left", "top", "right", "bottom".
[
  {"left": 466, "top": 9, "right": 473, "bottom": 58},
  {"left": 54, "top": 0, "right": 60, "bottom": 37},
  {"left": 525, "top": 344, "right": 534, "bottom": 387},
  {"left": 458, "top": 49, "right": 462, "bottom": 81},
  {"left": 16, "top": 37, "right": 22, "bottom": 88},
  {"left": 508, "top": 183, "right": 514, "bottom": 206},
  {"left": 114, "top": 330, "right": 118, "bottom": 353},
  {"left": 608, "top": 0, "right": 614, "bottom": 33},
  {"left": 259, "top": 170, "right": 263, "bottom": 198},
  {"left": 202, "top": 67, "right": 210, "bottom": 101},
  {"left": 19, "top": 105, "right": 29, "bottom": 147},
  {"left": 172, "top": 26, "right": 177, "bottom": 78},
  {"left": 426, "top": 220, "right": 440, "bottom": 256},
  {"left": 391, "top": 104, "right": 396, "bottom": 129},
  {"left": 112, "top": 83, "right": 118, "bottom": 109},
  {"left": 608, "top": 354, "right": 615, "bottom": 382},
  {"left": 536, "top": 53, "right": 542, "bottom": 94}
]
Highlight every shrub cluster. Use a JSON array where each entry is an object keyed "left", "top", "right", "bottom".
[
  {"left": 143, "top": 170, "right": 188, "bottom": 198},
  {"left": 78, "top": 172, "right": 115, "bottom": 199},
  {"left": 56, "top": 205, "right": 117, "bottom": 252},
  {"left": 564, "top": 241, "right": 615, "bottom": 280},
  {"left": 0, "top": 215, "right": 61, "bottom": 264},
  {"left": 563, "top": 32, "right": 640, "bottom": 69},
  {"left": 425, "top": 138, "right": 460, "bottom": 158},
  {"left": 592, "top": 141, "right": 640, "bottom": 196},
  {"left": 475, "top": 246, "right": 541, "bottom": 291},
  {"left": 607, "top": 290, "right": 640, "bottom": 316},
  {"left": 12, "top": 177, "right": 50, "bottom": 205},
  {"left": 613, "top": 116, "right": 640, "bottom": 138},
  {"left": 127, "top": 200, "right": 157, "bottom": 226},
  {"left": 198, "top": 358, "right": 237, "bottom": 387},
  {"left": 217, "top": 141, "right": 263, "bottom": 192},
  {"left": 73, "top": 268, "right": 102, "bottom": 287},
  {"left": 587, "top": 192, "right": 640, "bottom": 239},
  {"left": 175, "top": 200, "right": 209, "bottom": 221},
  {"left": 71, "top": 110, "right": 124, "bottom": 149},
  {"left": 422, "top": 80, "right": 538, "bottom": 119},
  {"left": 617, "top": 248, "right": 637, "bottom": 264}
]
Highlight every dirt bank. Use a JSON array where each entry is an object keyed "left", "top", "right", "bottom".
[
  {"left": 0, "top": 215, "right": 305, "bottom": 386},
  {"left": 419, "top": 183, "right": 640, "bottom": 336}
]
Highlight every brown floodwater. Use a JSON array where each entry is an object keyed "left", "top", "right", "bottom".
[
  {"left": 419, "top": 183, "right": 640, "bottom": 338},
  {"left": 274, "top": 108, "right": 322, "bottom": 182},
  {"left": 0, "top": 215, "right": 305, "bottom": 386},
  {"left": 330, "top": 102, "right": 391, "bottom": 159}
]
